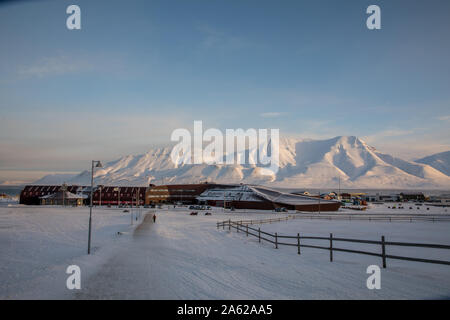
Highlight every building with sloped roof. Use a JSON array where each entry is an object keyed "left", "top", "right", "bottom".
[
  {"left": 197, "top": 185, "right": 341, "bottom": 212},
  {"left": 40, "top": 190, "right": 86, "bottom": 206}
]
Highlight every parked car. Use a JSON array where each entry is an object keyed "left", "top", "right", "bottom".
[
  {"left": 190, "top": 211, "right": 198, "bottom": 216},
  {"left": 205, "top": 212, "right": 212, "bottom": 216}
]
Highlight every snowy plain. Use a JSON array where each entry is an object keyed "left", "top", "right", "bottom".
[{"left": 1, "top": 203, "right": 450, "bottom": 299}]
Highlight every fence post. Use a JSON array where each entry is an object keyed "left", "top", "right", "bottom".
[
  {"left": 330, "top": 233, "right": 333, "bottom": 262},
  {"left": 228, "top": 219, "right": 231, "bottom": 231},
  {"left": 246, "top": 224, "right": 248, "bottom": 237},
  {"left": 217, "top": 222, "right": 219, "bottom": 230},
  {"left": 275, "top": 233, "right": 278, "bottom": 249},
  {"left": 297, "top": 233, "right": 301, "bottom": 255},
  {"left": 258, "top": 228, "right": 261, "bottom": 243},
  {"left": 237, "top": 222, "right": 239, "bottom": 233},
  {"left": 381, "top": 235, "right": 386, "bottom": 268},
  {"left": 223, "top": 221, "right": 224, "bottom": 230}
]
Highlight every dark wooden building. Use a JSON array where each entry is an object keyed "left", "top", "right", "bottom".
[
  {"left": 20, "top": 185, "right": 84, "bottom": 205},
  {"left": 145, "top": 183, "right": 215, "bottom": 204},
  {"left": 20, "top": 185, "right": 149, "bottom": 206},
  {"left": 92, "top": 186, "right": 147, "bottom": 206}
]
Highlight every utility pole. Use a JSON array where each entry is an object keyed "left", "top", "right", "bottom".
[
  {"left": 131, "top": 188, "right": 134, "bottom": 225},
  {"left": 338, "top": 176, "right": 341, "bottom": 201},
  {"left": 88, "top": 160, "right": 102, "bottom": 255},
  {"left": 318, "top": 189, "right": 321, "bottom": 214},
  {"left": 137, "top": 188, "right": 140, "bottom": 220},
  {"left": 61, "top": 183, "right": 67, "bottom": 207}
]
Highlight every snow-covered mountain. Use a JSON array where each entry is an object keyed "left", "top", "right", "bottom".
[
  {"left": 32, "top": 173, "right": 78, "bottom": 185},
  {"left": 416, "top": 151, "right": 450, "bottom": 177},
  {"left": 33, "top": 136, "right": 450, "bottom": 189}
]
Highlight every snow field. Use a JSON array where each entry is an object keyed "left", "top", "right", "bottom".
[{"left": 1, "top": 204, "right": 450, "bottom": 299}]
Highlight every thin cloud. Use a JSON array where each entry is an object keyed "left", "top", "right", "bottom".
[
  {"left": 17, "top": 55, "right": 93, "bottom": 78},
  {"left": 437, "top": 115, "right": 450, "bottom": 122},
  {"left": 363, "top": 129, "right": 414, "bottom": 144},
  {"left": 260, "top": 112, "right": 284, "bottom": 118}
]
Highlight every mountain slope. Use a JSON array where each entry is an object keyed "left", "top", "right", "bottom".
[
  {"left": 34, "top": 136, "right": 450, "bottom": 189},
  {"left": 33, "top": 173, "right": 78, "bottom": 185},
  {"left": 416, "top": 151, "right": 450, "bottom": 177}
]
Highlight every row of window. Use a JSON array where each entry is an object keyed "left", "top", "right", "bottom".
[{"left": 147, "top": 195, "right": 195, "bottom": 198}]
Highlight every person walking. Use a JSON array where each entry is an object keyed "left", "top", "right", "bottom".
[{"left": 153, "top": 214, "right": 156, "bottom": 223}]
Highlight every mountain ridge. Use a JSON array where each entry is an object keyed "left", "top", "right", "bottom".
[{"left": 32, "top": 136, "right": 450, "bottom": 189}]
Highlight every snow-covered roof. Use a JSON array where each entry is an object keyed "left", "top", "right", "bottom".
[
  {"left": 40, "top": 191, "right": 87, "bottom": 200},
  {"left": 248, "top": 185, "right": 339, "bottom": 206},
  {"left": 197, "top": 184, "right": 340, "bottom": 206}
]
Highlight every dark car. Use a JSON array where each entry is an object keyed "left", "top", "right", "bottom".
[{"left": 190, "top": 212, "right": 198, "bottom": 216}]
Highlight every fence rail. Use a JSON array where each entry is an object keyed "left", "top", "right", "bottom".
[
  {"left": 216, "top": 219, "right": 450, "bottom": 268},
  {"left": 292, "top": 213, "right": 450, "bottom": 223},
  {"left": 218, "top": 213, "right": 450, "bottom": 224}
]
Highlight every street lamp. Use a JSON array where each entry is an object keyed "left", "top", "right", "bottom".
[{"left": 88, "top": 160, "right": 103, "bottom": 255}]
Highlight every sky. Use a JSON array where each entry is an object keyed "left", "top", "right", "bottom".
[{"left": 0, "top": 0, "right": 450, "bottom": 182}]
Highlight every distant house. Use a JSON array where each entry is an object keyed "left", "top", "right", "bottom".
[
  {"left": 362, "top": 193, "right": 400, "bottom": 202},
  {"left": 40, "top": 190, "right": 86, "bottom": 206},
  {"left": 428, "top": 194, "right": 450, "bottom": 205},
  {"left": 379, "top": 194, "right": 400, "bottom": 202},
  {"left": 340, "top": 193, "right": 352, "bottom": 200},
  {"left": 400, "top": 192, "right": 425, "bottom": 201}
]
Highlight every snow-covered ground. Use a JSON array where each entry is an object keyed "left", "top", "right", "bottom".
[
  {"left": 1, "top": 204, "right": 450, "bottom": 299},
  {"left": 0, "top": 205, "right": 143, "bottom": 299}
]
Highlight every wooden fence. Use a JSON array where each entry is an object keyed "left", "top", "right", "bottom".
[
  {"left": 216, "top": 219, "right": 450, "bottom": 268},
  {"left": 288, "top": 213, "right": 450, "bottom": 223}
]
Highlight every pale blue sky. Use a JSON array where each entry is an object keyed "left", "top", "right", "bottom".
[{"left": 0, "top": 0, "right": 449, "bottom": 181}]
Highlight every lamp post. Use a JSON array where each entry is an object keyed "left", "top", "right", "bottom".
[
  {"left": 98, "top": 185, "right": 104, "bottom": 207},
  {"left": 88, "top": 160, "right": 103, "bottom": 255},
  {"left": 61, "top": 183, "right": 67, "bottom": 207}
]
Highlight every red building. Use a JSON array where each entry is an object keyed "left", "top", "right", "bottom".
[{"left": 20, "top": 185, "right": 149, "bottom": 206}]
